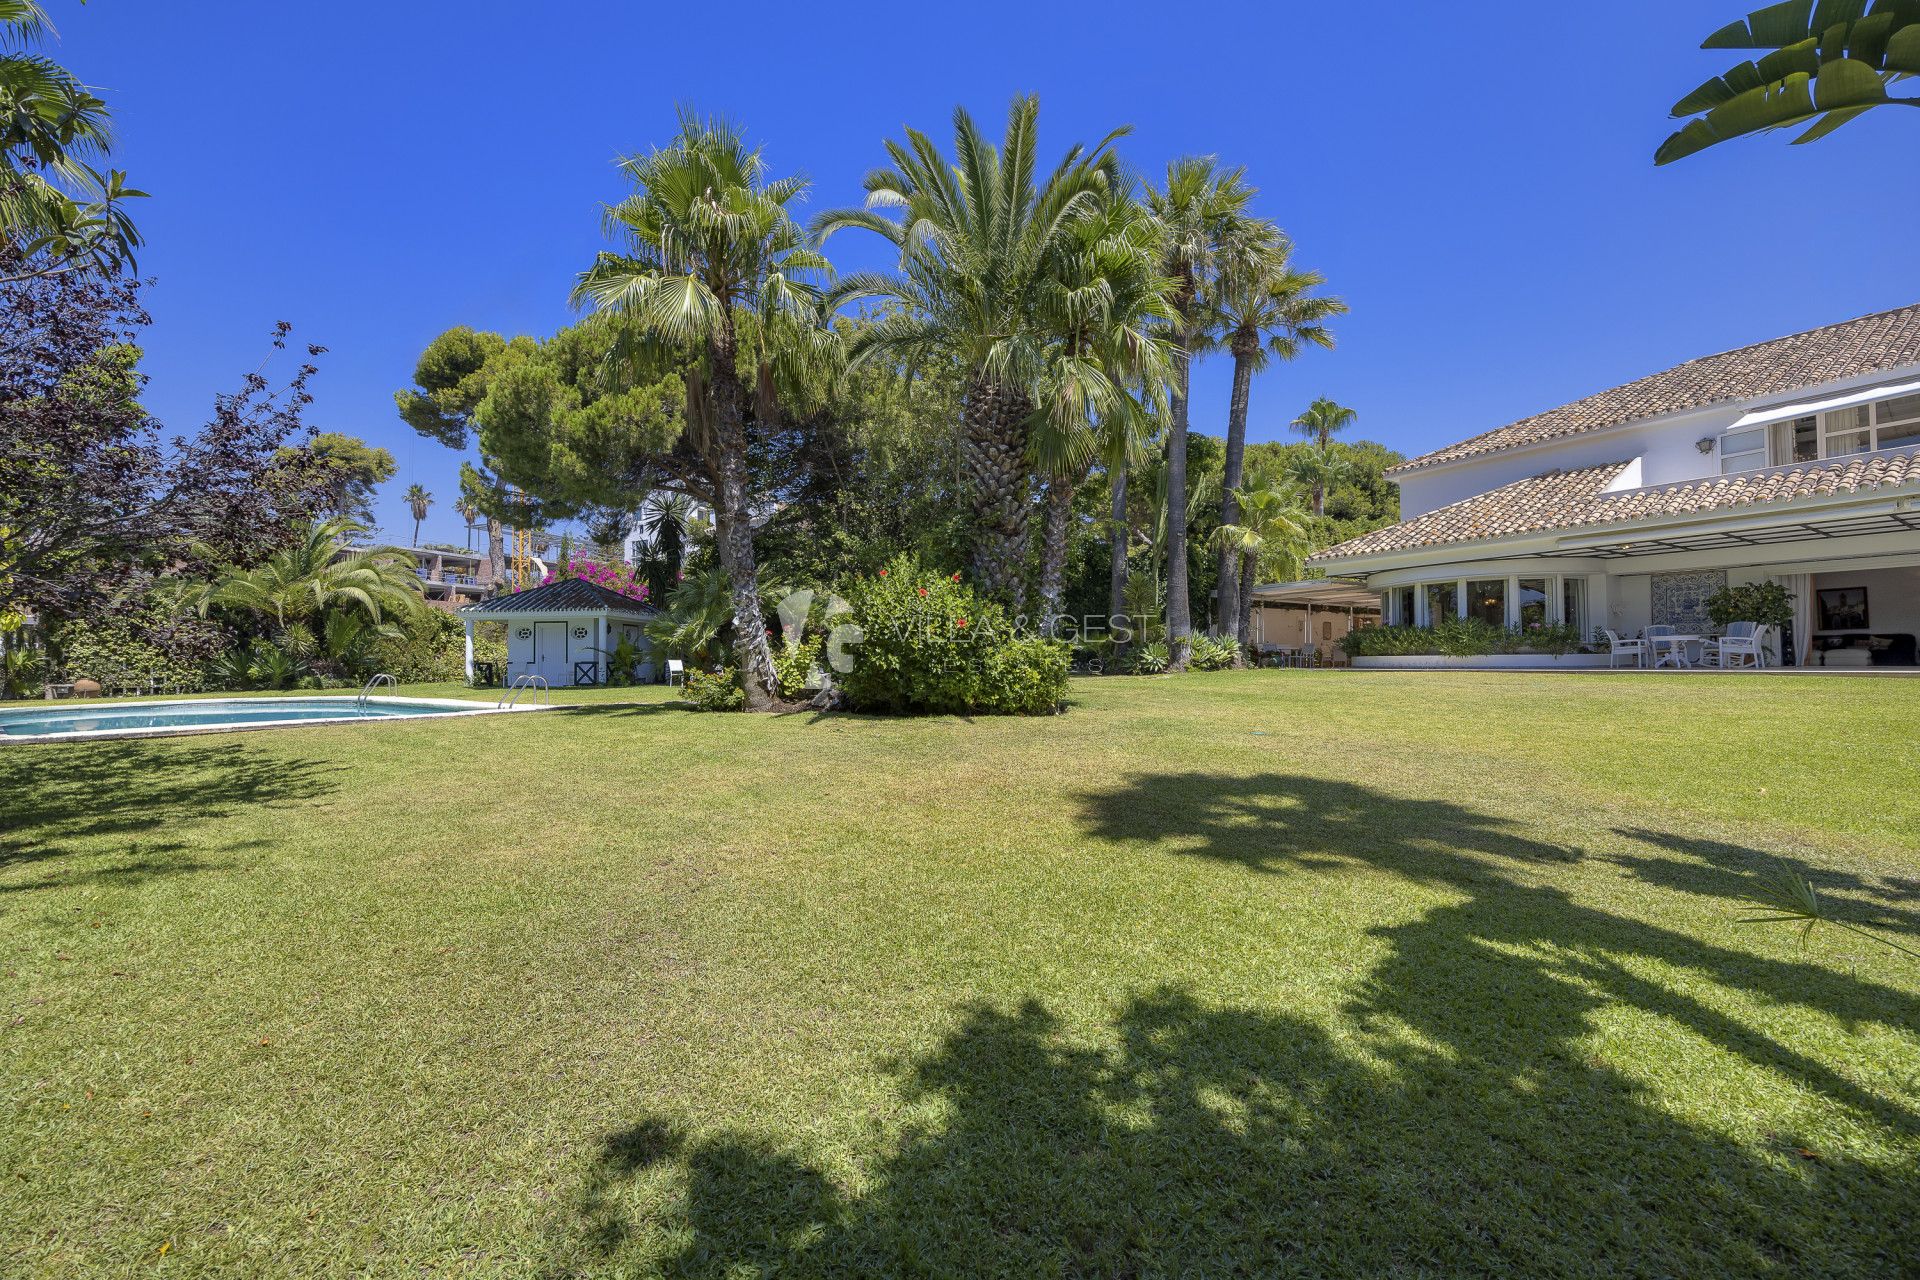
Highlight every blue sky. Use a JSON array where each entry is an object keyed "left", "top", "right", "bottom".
[{"left": 52, "top": 1, "right": 1920, "bottom": 548}]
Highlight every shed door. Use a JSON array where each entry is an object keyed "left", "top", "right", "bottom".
[{"left": 531, "top": 621, "right": 570, "bottom": 686}]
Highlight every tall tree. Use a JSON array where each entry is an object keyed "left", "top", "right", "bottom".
[
  {"left": 403, "top": 483, "right": 433, "bottom": 546},
  {"left": 817, "top": 96, "right": 1126, "bottom": 602},
  {"left": 1289, "top": 397, "right": 1357, "bottom": 516},
  {"left": 1143, "top": 159, "right": 1252, "bottom": 669},
  {"left": 1027, "top": 187, "right": 1175, "bottom": 624},
  {"left": 1212, "top": 478, "right": 1310, "bottom": 652},
  {"left": 395, "top": 326, "right": 525, "bottom": 590},
  {"left": 1203, "top": 224, "right": 1343, "bottom": 652},
  {"left": 0, "top": 0, "right": 143, "bottom": 281},
  {"left": 293, "top": 432, "right": 394, "bottom": 525},
  {"left": 574, "top": 111, "right": 830, "bottom": 710},
  {"left": 455, "top": 496, "right": 478, "bottom": 550},
  {"left": 1657, "top": 2, "right": 1920, "bottom": 164}
]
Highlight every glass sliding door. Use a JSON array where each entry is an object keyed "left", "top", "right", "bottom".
[
  {"left": 1424, "top": 581, "right": 1459, "bottom": 624},
  {"left": 1391, "top": 586, "right": 1416, "bottom": 627},
  {"left": 1517, "top": 578, "right": 1549, "bottom": 628},
  {"left": 1562, "top": 577, "right": 1586, "bottom": 639},
  {"left": 1466, "top": 579, "right": 1506, "bottom": 627}
]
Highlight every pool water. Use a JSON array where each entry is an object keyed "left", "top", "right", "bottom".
[{"left": 0, "top": 697, "right": 488, "bottom": 741}]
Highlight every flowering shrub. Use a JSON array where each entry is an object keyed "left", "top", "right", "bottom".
[
  {"left": 773, "top": 634, "right": 824, "bottom": 700},
  {"left": 838, "top": 555, "right": 1067, "bottom": 715},
  {"left": 523, "top": 558, "right": 652, "bottom": 605}
]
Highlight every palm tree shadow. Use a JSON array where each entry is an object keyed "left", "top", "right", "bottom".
[
  {"left": 558, "top": 986, "right": 1916, "bottom": 1277},
  {"left": 0, "top": 741, "right": 341, "bottom": 893}
]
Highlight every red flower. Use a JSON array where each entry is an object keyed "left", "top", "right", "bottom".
[
  {"left": 878, "top": 569, "right": 889, "bottom": 577},
  {"left": 950, "top": 572, "right": 961, "bottom": 581},
  {"left": 956, "top": 617, "right": 968, "bottom": 628},
  {"left": 917, "top": 587, "right": 928, "bottom": 596}
]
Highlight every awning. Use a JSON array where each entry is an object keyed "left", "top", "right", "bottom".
[
  {"left": 1249, "top": 580, "right": 1382, "bottom": 609},
  {"left": 1728, "top": 376, "right": 1920, "bottom": 431}
]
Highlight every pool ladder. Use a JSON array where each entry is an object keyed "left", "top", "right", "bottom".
[
  {"left": 497, "top": 674, "right": 550, "bottom": 709},
  {"left": 356, "top": 673, "right": 397, "bottom": 709}
]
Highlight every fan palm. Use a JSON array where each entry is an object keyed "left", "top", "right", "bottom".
[
  {"left": 1027, "top": 186, "right": 1176, "bottom": 623},
  {"left": 199, "top": 517, "right": 424, "bottom": 632},
  {"left": 575, "top": 110, "right": 829, "bottom": 710},
  {"left": 1289, "top": 398, "right": 1358, "bottom": 516},
  {"left": 644, "top": 566, "right": 734, "bottom": 667},
  {"left": 1212, "top": 479, "right": 1311, "bottom": 662},
  {"left": 455, "top": 497, "right": 478, "bottom": 550},
  {"left": 817, "top": 95, "right": 1127, "bottom": 602},
  {"left": 403, "top": 483, "right": 433, "bottom": 546},
  {"left": 1657, "top": 2, "right": 1920, "bottom": 164},
  {"left": 1142, "top": 158, "right": 1254, "bottom": 669},
  {"left": 1203, "top": 223, "right": 1344, "bottom": 643}
]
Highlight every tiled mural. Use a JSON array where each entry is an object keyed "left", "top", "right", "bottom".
[{"left": 1650, "top": 569, "right": 1726, "bottom": 631}]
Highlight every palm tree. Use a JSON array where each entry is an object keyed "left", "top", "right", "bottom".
[
  {"left": 1204, "top": 224, "right": 1344, "bottom": 644},
  {"left": 199, "top": 516, "right": 424, "bottom": 632},
  {"left": 575, "top": 110, "right": 829, "bottom": 711},
  {"left": 817, "top": 96, "right": 1127, "bottom": 602},
  {"left": 1658, "top": 5, "right": 1920, "bottom": 164},
  {"left": 1143, "top": 158, "right": 1253, "bottom": 670},
  {"left": 0, "top": 0, "right": 144, "bottom": 282},
  {"left": 455, "top": 497, "right": 478, "bottom": 551},
  {"left": 1212, "top": 479, "right": 1310, "bottom": 658},
  {"left": 1027, "top": 187, "right": 1176, "bottom": 623},
  {"left": 1289, "top": 398, "right": 1357, "bottom": 516},
  {"left": 403, "top": 483, "right": 433, "bottom": 546}
]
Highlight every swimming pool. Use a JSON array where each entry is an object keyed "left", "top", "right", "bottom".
[{"left": 0, "top": 696, "right": 533, "bottom": 742}]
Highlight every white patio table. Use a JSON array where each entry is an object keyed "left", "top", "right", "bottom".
[{"left": 1648, "top": 633, "right": 1704, "bottom": 668}]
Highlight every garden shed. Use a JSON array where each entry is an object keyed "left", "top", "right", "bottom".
[{"left": 456, "top": 579, "right": 659, "bottom": 687}]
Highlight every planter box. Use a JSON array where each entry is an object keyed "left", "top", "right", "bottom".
[{"left": 1352, "top": 654, "right": 1613, "bottom": 670}]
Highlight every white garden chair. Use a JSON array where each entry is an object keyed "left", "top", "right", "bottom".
[
  {"left": 1713, "top": 621, "right": 1765, "bottom": 670},
  {"left": 666, "top": 658, "right": 686, "bottom": 688},
  {"left": 1602, "top": 629, "right": 1647, "bottom": 668}
]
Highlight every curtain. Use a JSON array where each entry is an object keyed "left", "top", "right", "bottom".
[{"left": 1770, "top": 573, "right": 1812, "bottom": 666}]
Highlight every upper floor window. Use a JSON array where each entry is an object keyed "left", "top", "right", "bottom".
[{"left": 1723, "top": 394, "right": 1920, "bottom": 474}]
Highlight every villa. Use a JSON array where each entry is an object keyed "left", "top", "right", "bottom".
[{"left": 1308, "top": 303, "right": 1920, "bottom": 668}]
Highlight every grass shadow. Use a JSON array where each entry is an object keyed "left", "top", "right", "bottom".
[{"left": 0, "top": 741, "right": 340, "bottom": 893}]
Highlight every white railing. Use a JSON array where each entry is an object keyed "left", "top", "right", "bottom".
[
  {"left": 356, "top": 673, "right": 397, "bottom": 708},
  {"left": 497, "top": 674, "right": 550, "bottom": 709}
]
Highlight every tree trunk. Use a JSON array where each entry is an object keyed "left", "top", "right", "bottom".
[
  {"left": 1107, "top": 464, "right": 1129, "bottom": 650},
  {"left": 1313, "top": 482, "right": 1326, "bottom": 518},
  {"left": 1237, "top": 552, "right": 1258, "bottom": 666},
  {"left": 707, "top": 332, "right": 780, "bottom": 711},
  {"left": 1215, "top": 337, "right": 1255, "bottom": 643},
  {"left": 1036, "top": 479, "right": 1074, "bottom": 629},
  {"left": 485, "top": 516, "right": 506, "bottom": 588},
  {"left": 1164, "top": 326, "right": 1195, "bottom": 670},
  {"left": 962, "top": 373, "right": 1032, "bottom": 603}
]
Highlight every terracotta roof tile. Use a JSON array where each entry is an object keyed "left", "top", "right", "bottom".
[
  {"left": 1313, "top": 450, "right": 1920, "bottom": 562},
  {"left": 1392, "top": 303, "right": 1920, "bottom": 474}
]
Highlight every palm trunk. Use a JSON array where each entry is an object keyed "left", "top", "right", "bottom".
[
  {"left": 1237, "top": 552, "right": 1258, "bottom": 666},
  {"left": 1164, "top": 325, "right": 1195, "bottom": 670},
  {"left": 1215, "top": 340, "right": 1255, "bottom": 643},
  {"left": 1107, "top": 464, "right": 1129, "bottom": 649},
  {"left": 708, "top": 330, "right": 779, "bottom": 711},
  {"left": 411, "top": 517, "right": 422, "bottom": 547},
  {"left": 1313, "top": 483, "right": 1326, "bottom": 518},
  {"left": 962, "top": 373, "right": 1032, "bottom": 603},
  {"left": 1036, "top": 479, "right": 1074, "bottom": 629}
]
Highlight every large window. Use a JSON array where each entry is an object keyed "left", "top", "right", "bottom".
[
  {"left": 1466, "top": 579, "right": 1506, "bottom": 627},
  {"left": 1736, "top": 395, "right": 1920, "bottom": 472},
  {"left": 1424, "top": 581, "right": 1459, "bottom": 623},
  {"left": 1562, "top": 577, "right": 1586, "bottom": 639},
  {"left": 1390, "top": 586, "right": 1416, "bottom": 627},
  {"left": 1720, "top": 425, "right": 1769, "bottom": 473},
  {"left": 1517, "top": 578, "right": 1550, "bottom": 628}
]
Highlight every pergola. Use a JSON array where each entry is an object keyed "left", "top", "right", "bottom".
[{"left": 1247, "top": 579, "right": 1382, "bottom": 650}]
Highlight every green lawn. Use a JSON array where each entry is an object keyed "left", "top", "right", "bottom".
[{"left": 3, "top": 672, "right": 1917, "bottom": 1277}]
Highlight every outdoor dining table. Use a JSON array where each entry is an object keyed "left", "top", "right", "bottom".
[{"left": 1647, "top": 633, "right": 1706, "bottom": 668}]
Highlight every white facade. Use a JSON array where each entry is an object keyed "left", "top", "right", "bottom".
[{"left": 1313, "top": 356, "right": 1920, "bottom": 668}]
